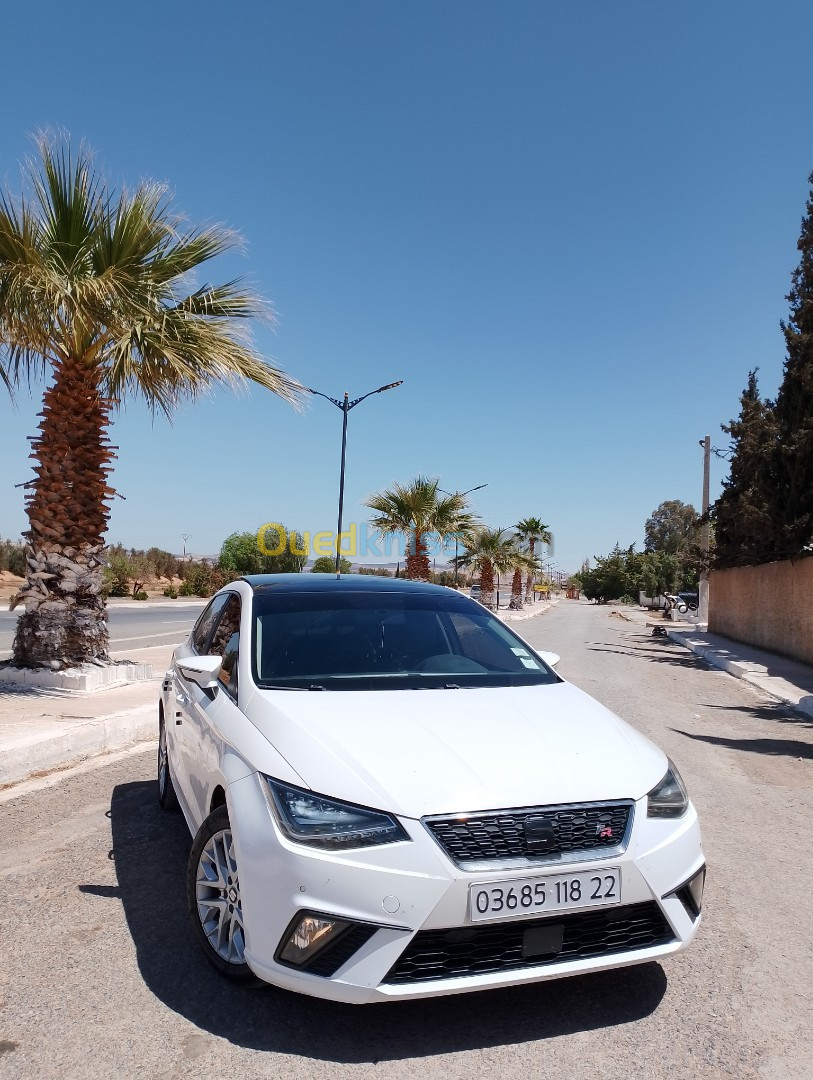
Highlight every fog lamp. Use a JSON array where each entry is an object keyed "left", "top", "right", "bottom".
[{"left": 279, "top": 913, "right": 351, "bottom": 966}]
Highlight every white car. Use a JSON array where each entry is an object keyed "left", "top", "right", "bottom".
[{"left": 158, "top": 575, "right": 705, "bottom": 1003}]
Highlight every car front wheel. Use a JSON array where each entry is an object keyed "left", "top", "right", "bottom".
[{"left": 186, "top": 805, "right": 261, "bottom": 985}]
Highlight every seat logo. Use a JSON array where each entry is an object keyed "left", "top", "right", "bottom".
[{"left": 524, "top": 817, "right": 556, "bottom": 849}]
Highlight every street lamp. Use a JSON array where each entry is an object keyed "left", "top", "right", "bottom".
[
  {"left": 437, "top": 483, "right": 488, "bottom": 586},
  {"left": 306, "top": 381, "right": 403, "bottom": 575},
  {"left": 698, "top": 436, "right": 711, "bottom": 625}
]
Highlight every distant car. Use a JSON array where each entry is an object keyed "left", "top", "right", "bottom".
[
  {"left": 158, "top": 575, "right": 705, "bottom": 1002},
  {"left": 678, "top": 592, "right": 699, "bottom": 611},
  {"left": 469, "top": 584, "right": 481, "bottom": 599}
]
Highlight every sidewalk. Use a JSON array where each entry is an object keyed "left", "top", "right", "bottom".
[
  {"left": 666, "top": 625, "right": 813, "bottom": 720},
  {"left": 499, "top": 596, "right": 560, "bottom": 622},
  {"left": 610, "top": 604, "right": 813, "bottom": 719},
  {"left": 0, "top": 644, "right": 172, "bottom": 791}
]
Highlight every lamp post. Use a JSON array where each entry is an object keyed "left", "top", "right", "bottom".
[
  {"left": 698, "top": 435, "right": 711, "bottom": 624},
  {"left": 437, "top": 483, "right": 488, "bottom": 586},
  {"left": 307, "top": 381, "right": 403, "bottom": 576}
]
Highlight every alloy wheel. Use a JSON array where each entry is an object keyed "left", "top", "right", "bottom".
[{"left": 195, "top": 829, "right": 246, "bottom": 965}]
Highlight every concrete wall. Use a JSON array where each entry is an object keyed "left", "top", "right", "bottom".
[{"left": 709, "top": 558, "right": 813, "bottom": 665}]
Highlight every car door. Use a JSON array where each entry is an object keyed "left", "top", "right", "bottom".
[
  {"left": 170, "top": 592, "right": 230, "bottom": 820},
  {"left": 176, "top": 592, "right": 243, "bottom": 827}
]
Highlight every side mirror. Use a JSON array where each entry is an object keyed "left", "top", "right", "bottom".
[
  {"left": 177, "top": 655, "right": 222, "bottom": 690},
  {"left": 537, "top": 650, "right": 561, "bottom": 669}
]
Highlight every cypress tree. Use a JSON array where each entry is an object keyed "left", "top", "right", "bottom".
[
  {"left": 773, "top": 172, "right": 813, "bottom": 558},
  {"left": 713, "top": 371, "right": 779, "bottom": 567}
]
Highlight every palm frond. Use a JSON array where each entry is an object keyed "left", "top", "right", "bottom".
[{"left": 0, "top": 135, "right": 299, "bottom": 411}]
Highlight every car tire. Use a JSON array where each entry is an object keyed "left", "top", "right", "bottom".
[
  {"left": 157, "top": 708, "right": 179, "bottom": 811},
  {"left": 187, "top": 805, "right": 262, "bottom": 986}
]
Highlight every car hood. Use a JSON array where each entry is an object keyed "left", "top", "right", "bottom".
[{"left": 242, "top": 681, "right": 667, "bottom": 819}]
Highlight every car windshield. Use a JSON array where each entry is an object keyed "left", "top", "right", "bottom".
[{"left": 252, "top": 590, "right": 560, "bottom": 691}]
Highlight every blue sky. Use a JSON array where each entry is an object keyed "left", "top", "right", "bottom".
[{"left": 1, "top": 1, "right": 812, "bottom": 572}]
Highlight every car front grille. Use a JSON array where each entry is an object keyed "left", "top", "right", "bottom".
[
  {"left": 424, "top": 801, "right": 634, "bottom": 869},
  {"left": 383, "top": 902, "right": 673, "bottom": 984}
]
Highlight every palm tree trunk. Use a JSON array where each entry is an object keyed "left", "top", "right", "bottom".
[
  {"left": 11, "top": 355, "right": 115, "bottom": 667},
  {"left": 480, "top": 558, "right": 495, "bottom": 609},
  {"left": 406, "top": 530, "right": 431, "bottom": 580},
  {"left": 511, "top": 568, "right": 523, "bottom": 607},
  {"left": 524, "top": 537, "right": 535, "bottom": 602}
]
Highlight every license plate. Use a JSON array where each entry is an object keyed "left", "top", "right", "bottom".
[{"left": 469, "top": 867, "right": 621, "bottom": 922}]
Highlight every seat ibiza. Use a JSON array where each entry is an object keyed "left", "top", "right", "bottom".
[{"left": 158, "top": 575, "right": 704, "bottom": 1002}]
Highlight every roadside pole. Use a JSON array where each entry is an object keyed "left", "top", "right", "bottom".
[{"left": 699, "top": 435, "right": 710, "bottom": 624}]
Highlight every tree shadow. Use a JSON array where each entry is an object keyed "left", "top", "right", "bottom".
[
  {"left": 673, "top": 729, "right": 813, "bottom": 760},
  {"left": 586, "top": 639, "right": 709, "bottom": 671},
  {"left": 96, "top": 781, "right": 668, "bottom": 1061},
  {"left": 698, "top": 702, "right": 813, "bottom": 729}
]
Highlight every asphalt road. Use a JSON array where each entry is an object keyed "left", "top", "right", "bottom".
[
  {"left": 0, "top": 601, "right": 205, "bottom": 660},
  {"left": 1, "top": 601, "right": 810, "bottom": 1079}
]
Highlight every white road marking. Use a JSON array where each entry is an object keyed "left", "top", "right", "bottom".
[{"left": 109, "top": 631, "right": 188, "bottom": 645}]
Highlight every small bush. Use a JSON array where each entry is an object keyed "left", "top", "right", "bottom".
[
  {"left": 179, "top": 561, "right": 215, "bottom": 597},
  {"left": 134, "top": 590, "right": 149, "bottom": 601},
  {"left": 163, "top": 586, "right": 178, "bottom": 599}
]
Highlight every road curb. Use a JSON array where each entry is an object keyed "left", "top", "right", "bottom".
[
  {"left": 666, "top": 628, "right": 813, "bottom": 720},
  {"left": 0, "top": 703, "right": 156, "bottom": 790},
  {"left": 0, "top": 662, "right": 154, "bottom": 692},
  {"left": 499, "top": 598, "right": 561, "bottom": 623}
]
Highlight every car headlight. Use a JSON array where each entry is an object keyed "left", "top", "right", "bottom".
[
  {"left": 646, "top": 759, "right": 689, "bottom": 818},
  {"left": 264, "top": 777, "right": 410, "bottom": 849}
]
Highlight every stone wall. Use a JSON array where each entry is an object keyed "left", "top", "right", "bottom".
[{"left": 709, "top": 558, "right": 813, "bottom": 665}]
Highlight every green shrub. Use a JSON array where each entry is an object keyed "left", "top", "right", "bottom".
[
  {"left": 163, "top": 586, "right": 178, "bottom": 599},
  {"left": 179, "top": 562, "right": 214, "bottom": 596},
  {"left": 1, "top": 542, "right": 26, "bottom": 577},
  {"left": 134, "top": 591, "right": 149, "bottom": 601}
]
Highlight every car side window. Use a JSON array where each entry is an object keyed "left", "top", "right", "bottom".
[
  {"left": 208, "top": 594, "right": 241, "bottom": 696},
  {"left": 191, "top": 593, "right": 229, "bottom": 654}
]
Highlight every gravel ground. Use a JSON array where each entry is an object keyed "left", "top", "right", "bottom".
[{"left": 0, "top": 600, "right": 810, "bottom": 1079}]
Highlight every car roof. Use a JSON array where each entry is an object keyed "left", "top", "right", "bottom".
[{"left": 241, "top": 573, "right": 454, "bottom": 597}]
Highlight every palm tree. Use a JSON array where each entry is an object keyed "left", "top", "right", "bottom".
[
  {"left": 459, "top": 527, "right": 517, "bottom": 610},
  {"left": 509, "top": 549, "right": 540, "bottom": 608},
  {"left": 0, "top": 138, "right": 301, "bottom": 667},
  {"left": 515, "top": 517, "right": 553, "bottom": 603},
  {"left": 365, "top": 476, "right": 479, "bottom": 580}
]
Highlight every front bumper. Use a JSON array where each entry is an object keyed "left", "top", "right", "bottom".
[{"left": 227, "top": 773, "right": 704, "bottom": 1003}]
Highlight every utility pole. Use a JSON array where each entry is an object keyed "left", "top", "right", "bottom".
[{"left": 699, "top": 435, "right": 711, "bottom": 625}]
